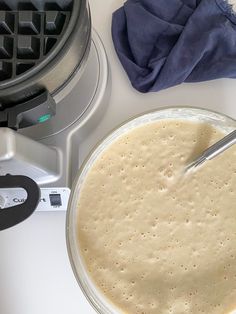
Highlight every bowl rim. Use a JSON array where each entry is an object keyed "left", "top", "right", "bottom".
[{"left": 66, "top": 105, "right": 236, "bottom": 314}]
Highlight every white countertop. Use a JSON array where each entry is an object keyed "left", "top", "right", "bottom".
[{"left": 1, "top": 1, "right": 236, "bottom": 314}]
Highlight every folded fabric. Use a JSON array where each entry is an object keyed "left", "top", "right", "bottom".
[{"left": 112, "top": 0, "right": 236, "bottom": 93}]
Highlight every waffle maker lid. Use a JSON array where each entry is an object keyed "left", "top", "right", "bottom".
[{"left": 0, "top": 0, "right": 91, "bottom": 129}]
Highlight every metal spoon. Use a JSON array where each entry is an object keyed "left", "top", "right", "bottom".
[{"left": 185, "top": 129, "right": 236, "bottom": 173}]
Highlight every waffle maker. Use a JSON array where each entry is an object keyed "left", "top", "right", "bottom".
[{"left": 0, "top": 0, "right": 110, "bottom": 229}]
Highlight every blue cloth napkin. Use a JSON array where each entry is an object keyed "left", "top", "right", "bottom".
[{"left": 112, "top": 0, "right": 236, "bottom": 93}]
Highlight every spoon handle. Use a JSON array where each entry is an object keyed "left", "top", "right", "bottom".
[
  {"left": 186, "top": 130, "right": 236, "bottom": 172},
  {"left": 203, "top": 129, "right": 236, "bottom": 160}
]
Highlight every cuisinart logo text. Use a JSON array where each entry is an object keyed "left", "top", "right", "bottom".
[{"left": 13, "top": 198, "right": 47, "bottom": 203}]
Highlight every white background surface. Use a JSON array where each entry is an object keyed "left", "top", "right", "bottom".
[{"left": 1, "top": 1, "right": 236, "bottom": 314}]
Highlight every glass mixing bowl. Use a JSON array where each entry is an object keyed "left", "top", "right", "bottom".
[{"left": 66, "top": 107, "right": 236, "bottom": 314}]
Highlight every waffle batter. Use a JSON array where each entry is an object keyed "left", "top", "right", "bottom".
[{"left": 77, "top": 120, "right": 236, "bottom": 314}]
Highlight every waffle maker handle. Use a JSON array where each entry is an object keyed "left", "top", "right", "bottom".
[
  {"left": 0, "top": 90, "right": 56, "bottom": 130},
  {"left": 0, "top": 175, "right": 40, "bottom": 231}
]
